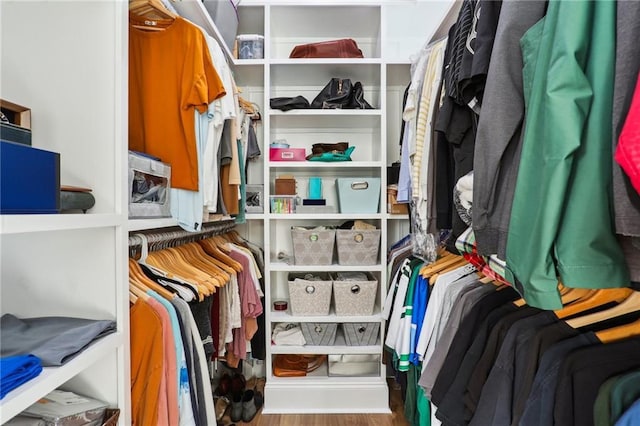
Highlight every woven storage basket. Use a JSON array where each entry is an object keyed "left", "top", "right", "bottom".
[
  {"left": 288, "top": 273, "right": 332, "bottom": 315},
  {"left": 332, "top": 272, "right": 377, "bottom": 316},
  {"left": 291, "top": 227, "right": 335, "bottom": 265},
  {"left": 301, "top": 322, "right": 338, "bottom": 346},
  {"left": 342, "top": 322, "right": 380, "bottom": 346},
  {"left": 336, "top": 229, "right": 380, "bottom": 265}
]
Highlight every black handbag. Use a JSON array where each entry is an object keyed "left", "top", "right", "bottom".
[
  {"left": 311, "top": 78, "right": 373, "bottom": 109},
  {"left": 270, "top": 95, "right": 310, "bottom": 111}
]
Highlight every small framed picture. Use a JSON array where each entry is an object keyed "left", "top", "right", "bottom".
[{"left": 245, "top": 184, "right": 264, "bottom": 213}]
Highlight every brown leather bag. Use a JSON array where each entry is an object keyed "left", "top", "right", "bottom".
[
  {"left": 289, "top": 39, "right": 364, "bottom": 59},
  {"left": 273, "top": 354, "right": 327, "bottom": 377}
]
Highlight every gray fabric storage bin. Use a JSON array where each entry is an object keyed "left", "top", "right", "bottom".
[
  {"left": 342, "top": 322, "right": 380, "bottom": 346},
  {"left": 332, "top": 272, "right": 377, "bottom": 316},
  {"left": 336, "top": 229, "right": 380, "bottom": 265},
  {"left": 301, "top": 322, "right": 338, "bottom": 346},
  {"left": 288, "top": 273, "right": 332, "bottom": 316},
  {"left": 291, "top": 227, "right": 335, "bottom": 265}
]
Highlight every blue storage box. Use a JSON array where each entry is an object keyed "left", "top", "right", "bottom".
[
  {"left": 0, "top": 140, "right": 60, "bottom": 214},
  {"left": 335, "top": 178, "right": 381, "bottom": 214}
]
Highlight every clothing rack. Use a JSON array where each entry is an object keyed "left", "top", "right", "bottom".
[{"left": 128, "top": 218, "right": 236, "bottom": 252}]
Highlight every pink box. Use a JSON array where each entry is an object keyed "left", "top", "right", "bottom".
[{"left": 269, "top": 147, "right": 306, "bottom": 161}]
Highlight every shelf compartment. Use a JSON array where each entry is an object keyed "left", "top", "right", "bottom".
[
  {"left": 268, "top": 161, "right": 382, "bottom": 170},
  {"left": 270, "top": 333, "right": 380, "bottom": 355},
  {"left": 270, "top": 262, "right": 384, "bottom": 272},
  {"left": 0, "top": 333, "right": 124, "bottom": 424},
  {"left": 270, "top": 307, "right": 382, "bottom": 323},
  {"left": 270, "top": 5, "right": 381, "bottom": 59},
  {"left": 269, "top": 109, "right": 382, "bottom": 116},
  {"left": 270, "top": 58, "right": 382, "bottom": 65}
]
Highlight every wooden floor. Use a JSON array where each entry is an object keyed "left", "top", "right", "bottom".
[{"left": 219, "top": 378, "right": 410, "bottom": 426}]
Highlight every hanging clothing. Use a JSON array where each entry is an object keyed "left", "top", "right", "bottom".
[
  {"left": 128, "top": 16, "right": 225, "bottom": 191},
  {"left": 471, "top": 0, "right": 547, "bottom": 258},
  {"left": 504, "top": 0, "right": 629, "bottom": 310}
]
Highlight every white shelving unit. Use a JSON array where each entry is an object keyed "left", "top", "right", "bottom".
[
  {"left": 227, "top": 0, "right": 454, "bottom": 414},
  {"left": 0, "top": 1, "right": 129, "bottom": 425}
]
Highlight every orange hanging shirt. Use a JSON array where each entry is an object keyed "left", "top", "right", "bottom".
[{"left": 129, "top": 16, "right": 225, "bottom": 191}]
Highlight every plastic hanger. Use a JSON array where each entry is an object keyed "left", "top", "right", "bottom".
[
  {"left": 566, "top": 289, "right": 640, "bottom": 328},
  {"left": 555, "top": 287, "right": 634, "bottom": 320}
]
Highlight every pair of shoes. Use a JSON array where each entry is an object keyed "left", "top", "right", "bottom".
[{"left": 230, "top": 389, "right": 259, "bottom": 423}]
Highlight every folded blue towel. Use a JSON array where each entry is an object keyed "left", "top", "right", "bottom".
[{"left": 1, "top": 354, "right": 43, "bottom": 399}]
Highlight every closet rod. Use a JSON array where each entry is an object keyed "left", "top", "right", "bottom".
[{"left": 128, "top": 218, "right": 236, "bottom": 251}]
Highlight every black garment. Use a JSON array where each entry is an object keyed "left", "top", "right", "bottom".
[
  {"left": 437, "top": 304, "right": 541, "bottom": 426},
  {"left": 434, "top": 302, "right": 518, "bottom": 426},
  {"left": 466, "top": 312, "right": 558, "bottom": 426},
  {"left": 519, "top": 332, "right": 601, "bottom": 426},
  {"left": 554, "top": 337, "right": 640, "bottom": 426},
  {"left": 189, "top": 295, "right": 214, "bottom": 359},
  {"left": 445, "top": 0, "right": 477, "bottom": 104},
  {"left": 460, "top": 0, "right": 503, "bottom": 107},
  {"left": 511, "top": 309, "right": 640, "bottom": 426},
  {"left": 247, "top": 244, "right": 266, "bottom": 361},
  {"left": 463, "top": 306, "right": 541, "bottom": 416},
  {"left": 430, "top": 286, "right": 520, "bottom": 406}
]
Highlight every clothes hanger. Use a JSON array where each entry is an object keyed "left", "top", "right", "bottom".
[
  {"left": 172, "top": 244, "right": 225, "bottom": 288},
  {"left": 595, "top": 317, "right": 640, "bottom": 343},
  {"left": 129, "top": 0, "right": 176, "bottom": 19},
  {"left": 429, "top": 258, "right": 471, "bottom": 284},
  {"left": 565, "top": 289, "right": 640, "bottom": 328},
  {"left": 198, "top": 237, "right": 243, "bottom": 272},
  {"left": 420, "top": 253, "right": 464, "bottom": 278},
  {"left": 188, "top": 242, "right": 234, "bottom": 280},
  {"left": 134, "top": 234, "right": 208, "bottom": 301},
  {"left": 555, "top": 287, "right": 634, "bottom": 320},
  {"left": 129, "top": 258, "right": 175, "bottom": 300}
]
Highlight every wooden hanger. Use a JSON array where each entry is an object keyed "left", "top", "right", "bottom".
[
  {"left": 129, "top": 0, "right": 176, "bottom": 19},
  {"left": 129, "top": 258, "right": 175, "bottom": 300},
  {"left": 419, "top": 253, "right": 463, "bottom": 278},
  {"left": 198, "top": 237, "right": 243, "bottom": 272},
  {"left": 566, "top": 289, "right": 640, "bottom": 328},
  {"left": 429, "top": 258, "right": 470, "bottom": 284},
  {"left": 555, "top": 287, "right": 634, "bottom": 320},
  {"left": 595, "top": 317, "right": 640, "bottom": 343},
  {"left": 173, "top": 244, "right": 227, "bottom": 288}
]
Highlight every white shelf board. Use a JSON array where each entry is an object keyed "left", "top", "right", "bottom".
[
  {"left": 0, "top": 214, "right": 122, "bottom": 235},
  {"left": 270, "top": 334, "right": 380, "bottom": 355},
  {"left": 386, "top": 214, "right": 409, "bottom": 220},
  {"left": 269, "top": 213, "right": 381, "bottom": 220},
  {"left": 128, "top": 217, "right": 179, "bottom": 231},
  {"left": 270, "top": 58, "right": 382, "bottom": 65},
  {"left": 0, "top": 333, "right": 124, "bottom": 424},
  {"left": 245, "top": 213, "right": 266, "bottom": 220},
  {"left": 269, "top": 109, "right": 383, "bottom": 116},
  {"left": 270, "top": 308, "right": 382, "bottom": 323},
  {"left": 270, "top": 262, "right": 384, "bottom": 272},
  {"left": 268, "top": 161, "right": 382, "bottom": 169},
  {"left": 235, "top": 59, "right": 266, "bottom": 66},
  {"left": 268, "top": 362, "right": 384, "bottom": 385}
]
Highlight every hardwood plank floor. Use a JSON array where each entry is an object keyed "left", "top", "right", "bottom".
[{"left": 220, "top": 379, "right": 410, "bottom": 426}]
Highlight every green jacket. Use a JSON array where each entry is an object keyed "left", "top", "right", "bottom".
[{"left": 504, "top": 0, "right": 629, "bottom": 310}]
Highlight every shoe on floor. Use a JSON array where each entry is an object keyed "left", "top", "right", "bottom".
[
  {"left": 242, "top": 389, "right": 258, "bottom": 423},
  {"left": 214, "top": 396, "right": 230, "bottom": 421},
  {"left": 230, "top": 393, "right": 243, "bottom": 423}
]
